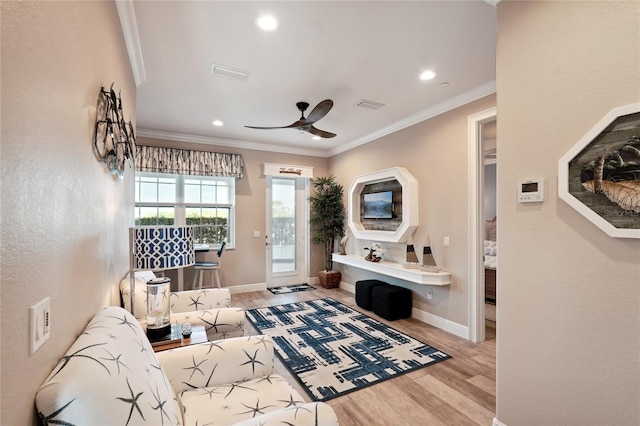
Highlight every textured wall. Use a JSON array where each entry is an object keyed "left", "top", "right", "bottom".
[
  {"left": 1, "top": 1, "right": 135, "bottom": 423},
  {"left": 496, "top": 1, "right": 640, "bottom": 424},
  {"left": 330, "top": 95, "right": 496, "bottom": 327}
]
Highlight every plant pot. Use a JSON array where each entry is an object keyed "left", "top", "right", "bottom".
[{"left": 318, "top": 270, "right": 341, "bottom": 289}]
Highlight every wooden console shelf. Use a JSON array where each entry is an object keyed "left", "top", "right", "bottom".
[{"left": 332, "top": 254, "right": 451, "bottom": 286}]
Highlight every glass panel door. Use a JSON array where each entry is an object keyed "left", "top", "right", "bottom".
[{"left": 266, "top": 177, "right": 307, "bottom": 287}]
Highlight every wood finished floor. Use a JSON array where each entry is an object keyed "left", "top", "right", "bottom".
[{"left": 233, "top": 286, "right": 496, "bottom": 426}]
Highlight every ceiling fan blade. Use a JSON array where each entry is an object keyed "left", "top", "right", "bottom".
[
  {"left": 246, "top": 100, "right": 336, "bottom": 137},
  {"left": 246, "top": 118, "right": 306, "bottom": 130},
  {"left": 244, "top": 121, "right": 301, "bottom": 130},
  {"left": 308, "top": 125, "right": 336, "bottom": 138},
  {"left": 305, "top": 99, "right": 333, "bottom": 124},
  {"left": 245, "top": 124, "right": 290, "bottom": 130},
  {"left": 284, "top": 120, "right": 307, "bottom": 129}
]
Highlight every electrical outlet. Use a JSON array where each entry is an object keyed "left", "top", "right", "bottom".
[
  {"left": 443, "top": 236, "right": 450, "bottom": 247},
  {"left": 30, "top": 297, "right": 51, "bottom": 354},
  {"left": 427, "top": 289, "right": 433, "bottom": 300}
]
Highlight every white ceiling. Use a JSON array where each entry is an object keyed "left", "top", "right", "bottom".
[{"left": 121, "top": 1, "right": 497, "bottom": 157}]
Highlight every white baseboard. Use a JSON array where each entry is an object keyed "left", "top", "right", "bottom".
[
  {"left": 493, "top": 417, "right": 507, "bottom": 426},
  {"left": 228, "top": 283, "right": 266, "bottom": 294},
  {"left": 339, "top": 281, "right": 468, "bottom": 339},
  {"left": 411, "top": 307, "right": 468, "bottom": 339},
  {"left": 340, "top": 281, "right": 355, "bottom": 293}
]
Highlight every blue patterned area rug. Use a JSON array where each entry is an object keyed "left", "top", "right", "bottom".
[
  {"left": 268, "top": 283, "right": 315, "bottom": 294},
  {"left": 246, "top": 298, "right": 451, "bottom": 402}
]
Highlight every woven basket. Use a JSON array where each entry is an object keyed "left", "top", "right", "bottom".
[{"left": 319, "top": 270, "right": 341, "bottom": 289}]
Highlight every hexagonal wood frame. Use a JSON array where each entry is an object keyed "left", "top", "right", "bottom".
[{"left": 558, "top": 102, "right": 640, "bottom": 239}]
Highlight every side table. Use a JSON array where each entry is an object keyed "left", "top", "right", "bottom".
[{"left": 150, "top": 324, "right": 208, "bottom": 352}]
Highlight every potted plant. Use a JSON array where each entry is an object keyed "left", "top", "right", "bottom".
[{"left": 309, "top": 175, "right": 346, "bottom": 288}]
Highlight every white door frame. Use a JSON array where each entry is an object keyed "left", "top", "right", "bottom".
[
  {"left": 467, "top": 106, "right": 497, "bottom": 343},
  {"left": 265, "top": 176, "right": 309, "bottom": 287}
]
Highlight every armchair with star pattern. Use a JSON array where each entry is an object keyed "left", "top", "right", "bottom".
[
  {"left": 120, "top": 271, "right": 245, "bottom": 341},
  {"left": 35, "top": 306, "right": 338, "bottom": 425}
]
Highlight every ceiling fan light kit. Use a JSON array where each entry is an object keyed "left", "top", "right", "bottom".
[{"left": 245, "top": 99, "right": 337, "bottom": 139}]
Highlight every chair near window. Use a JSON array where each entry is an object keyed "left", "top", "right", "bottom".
[{"left": 193, "top": 241, "right": 226, "bottom": 289}]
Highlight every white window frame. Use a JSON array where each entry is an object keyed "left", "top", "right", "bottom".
[{"left": 135, "top": 172, "right": 236, "bottom": 248}]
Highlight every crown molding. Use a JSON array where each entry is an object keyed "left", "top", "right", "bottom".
[
  {"left": 135, "top": 129, "right": 330, "bottom": 158},
  {"left": 328, "top": 80, "right": 497, "bottom": 157},
  {"left": 138, "top": 81, "right": 496, "bottom": 159},
  {"left": 115, "top": 0, "right": 146, "bottom": 86}
]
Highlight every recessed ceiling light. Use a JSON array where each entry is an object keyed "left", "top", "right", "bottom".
[
  {"left": 440, "top": 82, "right": 450, "bottom": 87},
  {"left": 420, "top": 70, "right": 437, "bottom": 81},
  {"left": 212, "top": 120, "right": 223, "bottom": 127},
  {"left": 312, "top": 135, "right": 321, "bottom": 141},
  {"left": 257, "top": 15, "right": 278, "bottom": 31}
]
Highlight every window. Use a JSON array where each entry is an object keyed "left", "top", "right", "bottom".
[
  {"left": 184, "top": 176, "right": 233, "bottom": 245},
  {"left": 135, "top": 172, "right": 235, "bottom": 246},
  {"left": 135, "top": 175, "right": 177, "bottom": 225}
]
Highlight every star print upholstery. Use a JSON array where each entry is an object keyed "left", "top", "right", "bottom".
[
  {"left": 36, "top": 306, "right": 182, "bottom": 425},
  {"left": 120, "top": 272, "right": 245, "bottom": 341},
  {"left": 35, "top": 306, "right": 338, "bottom": 425}
]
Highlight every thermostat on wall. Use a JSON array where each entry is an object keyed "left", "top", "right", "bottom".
[{"left": 518, "top": 178, "right": 544, "bottom": 203}]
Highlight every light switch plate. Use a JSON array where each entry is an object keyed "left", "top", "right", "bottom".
[{"left": 30, "top": 297, "right": 50, "bottom": 354}]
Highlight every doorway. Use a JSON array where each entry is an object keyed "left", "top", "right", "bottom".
[
  {"left": 468, "top": 107, "right": 497, "bottom": 343},
  {"left": 482, "top": 119, "right": 497, "bottom": 340},
  {"left": 265, "top": 176, "right": 309, "bottom": 287}
]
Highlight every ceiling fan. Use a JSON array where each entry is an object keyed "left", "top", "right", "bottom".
[{"left": 245, "top": 99, "right": 337, "bottom": 138}]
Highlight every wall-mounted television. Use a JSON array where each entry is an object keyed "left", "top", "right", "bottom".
[{"left": 363, "top": 191, "right": 393, "bottom": 219}]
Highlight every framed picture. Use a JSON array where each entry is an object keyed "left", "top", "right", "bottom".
[{"left": 558, "top": 102, "right": 640, "bottom": 238}]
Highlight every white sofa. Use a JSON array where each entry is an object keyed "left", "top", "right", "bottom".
[
  {"left": 120, "top": 271, "right": 245, "bottom": 340},
  {"left": 35, "top": 306, "right": 339, "bottom": 425}
]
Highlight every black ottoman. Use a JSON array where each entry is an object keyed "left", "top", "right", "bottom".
[
  {"left": 355, "top": 279, "right": 388, "bottom": 310},
  {"left": 372, "top": 285, "right": 412, "bottom": 320}
]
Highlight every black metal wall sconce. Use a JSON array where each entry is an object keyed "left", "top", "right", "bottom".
[{"left": 93, "top": 83, "right": 136, "bottom": 181}]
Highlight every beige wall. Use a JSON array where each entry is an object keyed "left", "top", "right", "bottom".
[
  {"left": 496, "top": 1, "right": 640, "bottom": 425},
  {"left": 330, "top": 95, "right": 496, "bottom": 327},
  {"left": 1, "top": 1, "right": 135, "bottom": 423},
  {"left": 137, "top": 137, "right": 330, "bottom": 286}
]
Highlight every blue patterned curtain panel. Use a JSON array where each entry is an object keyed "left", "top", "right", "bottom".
[{"left": 136, "top": 145, "right": 245, "bottom": 178}]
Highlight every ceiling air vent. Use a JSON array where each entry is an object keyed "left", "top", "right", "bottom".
[
  {"left": 210, "top": 64, "right": 249, "bottom": 81},
  {"left": 354, "top": 99, "right": 385, "bottom": 110}
]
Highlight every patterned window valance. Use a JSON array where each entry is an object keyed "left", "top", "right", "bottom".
[{"left": 135, "top": 145, "right": 244, "bottom": 178}]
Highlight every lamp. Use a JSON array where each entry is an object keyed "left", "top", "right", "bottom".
[
  {"left": 129, "top": 226, "right": 195, "bottom": 337},
  {"left": 145, "top": 276, "right": 171, "bottom": 338},
  {"left": 94, "top": 83, "right": 136, "bottom": 181}
]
